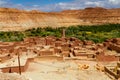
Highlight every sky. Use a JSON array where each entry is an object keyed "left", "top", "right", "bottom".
[{"left": 0, "top": 0, "right": 120, "bottom": 11}]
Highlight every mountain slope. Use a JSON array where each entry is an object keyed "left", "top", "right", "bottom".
[{"left": 0, "top": 7, "right": 120, "bottom": 31}]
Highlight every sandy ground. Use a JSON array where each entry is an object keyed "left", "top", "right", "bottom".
[
  {"left": 23, "top": 60, "right": 111, "bottom": 80},
  {"left": 0, "top": 73, "right": 29, "bottom": 80}
]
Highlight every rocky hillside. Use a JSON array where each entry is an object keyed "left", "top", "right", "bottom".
[
  {"left": 0, "top": 7, "right": 120, "bottom": 31},
  {"left": 62, "top": 7, "right": 120, "bottom": 24}
]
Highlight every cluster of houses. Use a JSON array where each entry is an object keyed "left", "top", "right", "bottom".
[{"left": 0, "top": 36, "right": 120, "bottom": 75}]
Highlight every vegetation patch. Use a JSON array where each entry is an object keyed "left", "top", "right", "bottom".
[{"left": 0, "top": 24, "right": 120, "bottom": 43}]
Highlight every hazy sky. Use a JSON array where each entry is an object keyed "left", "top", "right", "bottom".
[{"left": 0, "top": 0, "right": 120, "bottom": 11}]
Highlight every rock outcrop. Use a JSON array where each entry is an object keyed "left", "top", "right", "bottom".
[{"left": 0, "top": 7, "right": 120, "bottom": 31}]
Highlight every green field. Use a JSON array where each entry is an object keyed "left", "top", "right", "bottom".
[{"left": 0, "top": 24, "right": 120, "bottom": 43}]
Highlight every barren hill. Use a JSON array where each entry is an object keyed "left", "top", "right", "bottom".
[{"left": 0, "top": 7, "right": 120, "bottom": 31}]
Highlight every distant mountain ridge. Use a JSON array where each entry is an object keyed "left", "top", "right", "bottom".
[{"left": 0, "top": 7, "right": 120, "bottom": 31}]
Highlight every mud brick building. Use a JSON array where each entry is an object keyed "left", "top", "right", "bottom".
[{"left": 1, "top": 36, "right": 120, "bottom": 74}]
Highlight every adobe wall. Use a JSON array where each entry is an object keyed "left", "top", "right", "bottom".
[
  {"left": 1, "top": 66, "right": 25, "bottom": 73},
  {"left": 39, "top": 50, "right": 54, "bottom": 56},
  {"left": 0, "top": 58, "right": 33, "bottom": 73},
  {"left": 35, "top": 56, "right": 63, "bottom": 61},
  {"left": 96, "top": 55, "right": 119, "bottom": 62}
]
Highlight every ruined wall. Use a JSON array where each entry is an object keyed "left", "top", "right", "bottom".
[
  {"left": 96, "top": 54, "right": 119, "bottom": 62},
  {"left": 35, "top": 56, "right": 63, "bottom": 61},
  {"left": 96, "top": 52, "right": 119, "bottom": 62},
  {"left": 104, "top": 38, "right": 120, "bottom": 53},
  {"left": 104, "top": 67, "right": 119, "bottom": 79},
  {"left": 0, "top": 58, "right": 33, "bottom": 73}
]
